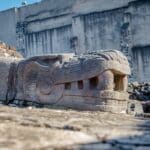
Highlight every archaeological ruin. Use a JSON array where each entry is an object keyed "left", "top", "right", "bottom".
[
  {"left": 0, "top": 0, "right": 150, "bottom": 82},
  {"left": 0, "top": 44, "right": 131, "bottom": 113},
  {"left": 0, "top": 2, "right": 150, "bottom": 149}
]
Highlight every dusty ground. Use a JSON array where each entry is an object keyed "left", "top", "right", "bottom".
[{"left": 0, "top": 105, "right": 149, "bottom": 150}]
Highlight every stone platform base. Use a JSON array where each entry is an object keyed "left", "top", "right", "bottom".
[{"left": 53, "top": 90, "right": 129, "bottom": 113}]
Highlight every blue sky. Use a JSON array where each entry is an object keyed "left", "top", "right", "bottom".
[{"left": 0, "top": 0, "right": 41, "bottom": 11}]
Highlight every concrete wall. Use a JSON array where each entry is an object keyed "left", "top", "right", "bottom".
[
  {"left": 0, "top": 8, "right": 17, "bottom": 46},
  {"left": 129, "top": 0, "right": 150, "bottom": 47},
  {"left": 76, "top": 9, "right": 124, "bottom": 53},
  {"left": 0, "top": 0, "right": 150, "bottom": 82},
  {"left": 17, "top": 0, "right": 76, "bottom": 22},
  {"left": 133, "top": 46, "right": 150, "bottom": 82},
  {"left": 25, "top": 25, "right": 73, "bottom": 57},
  {"left": 128, "top": 0, "right": 150, "bottom": 82}
]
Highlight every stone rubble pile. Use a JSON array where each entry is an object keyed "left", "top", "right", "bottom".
[
  {"left": 0, "top": 41, "right": 23, "bottom": 58},
  {"left": 128, "top": 82, "right": 150, "bottom": 113},
  {"left": 128, "top": 82, "right": 150, "bottom": 101}
]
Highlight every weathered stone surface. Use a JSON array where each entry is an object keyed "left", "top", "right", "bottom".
[
  {"left": 0, "top": 49, "right": 130, "bottom": 113},
  {"left": 128, "top": 82, "right": 150, "bottom": 113},
  {"left": 127, "top": 100, "right": 144, "bottom": 117},
  {"left": 0, "top": 42, "right": 23, "bottom": 102},
  {"left": 128, "top": 82, "right": 150, "bottom": 101},
  {"left": 0, "top": 58, "right": 21, "bottom": 102},
  {"left": 15, "top": 50, "right": 130, "bottom": 113}
]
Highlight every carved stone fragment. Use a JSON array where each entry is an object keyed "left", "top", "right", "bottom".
[{"left": 0, "top": 50, "right": 131, "bottom": 113}]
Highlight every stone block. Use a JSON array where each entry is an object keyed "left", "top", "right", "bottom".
[{"left": 15, "top": 50, "right": 130, "bottom": 113}]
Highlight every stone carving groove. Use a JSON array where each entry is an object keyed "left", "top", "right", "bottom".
[{"left": 0, "top": 50, "right": 130, "bottom": 113}]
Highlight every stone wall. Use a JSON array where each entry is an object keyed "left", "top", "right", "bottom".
[
  {"left": 24, "top": 25, "right": 73, "bottom": 57},
  {"left": 0, "top": 0, "right": 150, "bottom": 82}
]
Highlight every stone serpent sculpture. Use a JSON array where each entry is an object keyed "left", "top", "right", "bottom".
[{"left": 0, "top": 50, "right": 130, "bottom": 113}]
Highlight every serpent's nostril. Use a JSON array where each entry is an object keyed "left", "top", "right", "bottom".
[{"left": 89, "top": 76, "right": 99, "bottom": 89}]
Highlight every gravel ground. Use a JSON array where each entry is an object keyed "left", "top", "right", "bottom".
[{"left": 0, "top": 105, "right": 149, "bottom": 150}]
